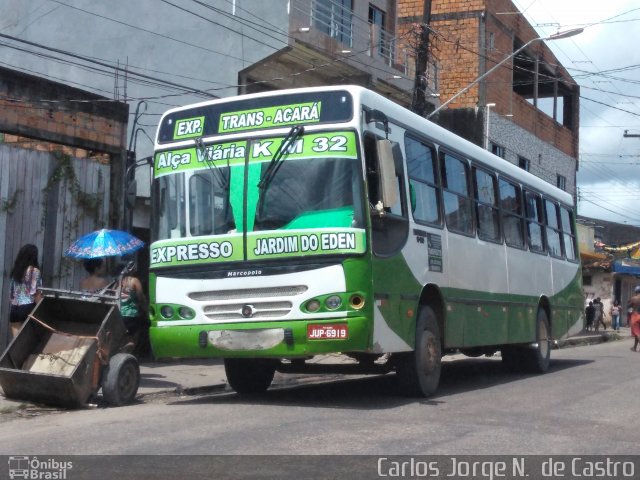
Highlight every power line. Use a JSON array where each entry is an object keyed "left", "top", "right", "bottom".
[
  {"left": 46, "top": 0, "right": 249, "bottom": 64},
  {"left": 582, "top": 96, "right": 640, "bottom": 118}
]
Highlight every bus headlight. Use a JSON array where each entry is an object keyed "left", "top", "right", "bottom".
[
  {"left": 160, "top": 305, "right": 174, "bottom": 319},
  {"left": 178, "top": 306, "right": 195, "bottom": 320},
  {"left": 325, "top": 295, "right": 342, "bottom": 310},
  {"left": 306, "top": 299, "right": 321, "bottom": 312}
]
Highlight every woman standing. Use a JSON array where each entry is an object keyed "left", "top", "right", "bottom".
[
  {"left": 610, "top": 299, "right": 621, "bottom": 331},
  {"left": 9, "top": 244, "right": 42, "bottom": 336},
  {"left": 117, "top": 263, "right": 148, "bottom": 354}
]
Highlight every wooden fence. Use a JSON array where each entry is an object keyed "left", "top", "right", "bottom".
[{"left": 0, "top": 145, "right": 111, "bottom": 349}]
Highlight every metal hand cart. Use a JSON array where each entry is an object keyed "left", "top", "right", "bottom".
[{"left": 0, "top": 288, "right": 140, "bottom": 408}]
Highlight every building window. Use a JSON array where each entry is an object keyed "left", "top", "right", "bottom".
[
  {"left": 314, "top": 0, "right": 353, "bottom": 46},
  {"left": 368, "top": 5, "right": 387, "bottom": 58},
  {"left": 490, "top": 142, "right": 505, "bottom": 158},
  {"left": 487, "top": 32, "right": 495, "bottom": 51},
  {"left": 518, "top": 156, "right": 530, "bottom": 172},
  {"left": 557, "top": 174, "right": 567, "bottom": 191}
]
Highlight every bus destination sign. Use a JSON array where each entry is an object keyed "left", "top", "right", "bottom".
[
  {"left": 156, "top": 90, "right": 353, "bottom": 144},
  {"left": 218, "top": 102, "right": 321, "bottom": 134}
]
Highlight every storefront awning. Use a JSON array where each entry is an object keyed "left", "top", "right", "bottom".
[{"left": 612, "top": 259, "right": 640, "bottom": 275}]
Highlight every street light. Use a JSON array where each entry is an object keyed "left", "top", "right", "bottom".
[
  {"left": 426, "top": 28, "right": 583, "bottom": 120},
  {"left": 484, "top": 103, "right": 496, "bottom": 150}
]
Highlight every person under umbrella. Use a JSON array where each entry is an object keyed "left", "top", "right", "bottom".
[
  {"left": 65, "top": 229, "right": 147, "bottom": 354},
  {"left": 79, "top": 257, "right": 111, "bottom": 294}
]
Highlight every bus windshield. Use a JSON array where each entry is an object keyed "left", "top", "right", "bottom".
[
  {"left": 151, "top": 129, "right": 366, "bottom": 267},
  {"left": 254, "top": 151, "right": 364, "bottom": 232}
]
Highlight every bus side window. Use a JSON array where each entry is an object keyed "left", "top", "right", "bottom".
[
  {"left": 544, "top": 199, "right": 563, "bottom": 258},
  {"left": 473, "top": 167, "right": 500, "bottom": 242},
  {"left": 405, "top": 135, "right": 441, "bottom": 226},
  {"left": 525, "top": 190, "right": 545, "bottom": 253},
  {"left": 560, "top": 206, "right": 578, "bottom": 261},
  {"left": 440, "top": 151, "right": 473, "bottom": 235},
  {"left": 498, "top": 178, "right": 525, "bottom": 248}
]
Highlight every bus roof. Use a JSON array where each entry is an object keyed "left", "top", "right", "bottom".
[{"left": 157, "top": 85, "right": 575, "bottom": 206}]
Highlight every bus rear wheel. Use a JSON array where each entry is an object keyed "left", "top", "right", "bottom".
[
  {"left": 224, "top": 358, "right": 276, "bottom": 394},
  {"left": 522, "top": 309, "right": 551, "bottom": 373},
  {"left": 501, "top": 309, "right": 551, "bottom": 373},
  {"left": 396, "top": 306, "right": 442, "bottom": 397}
]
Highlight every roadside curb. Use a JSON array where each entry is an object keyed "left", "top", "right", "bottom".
[{"left": 558, "top": 331, "right": 623, "bottom": 348}]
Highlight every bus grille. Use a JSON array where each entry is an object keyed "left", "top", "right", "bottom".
[
  {"left": 189, "top": 285, "right": 308, "bottom": 321},
  {"left": 203, "top": 301, "right": 293, "bottom": 320}
]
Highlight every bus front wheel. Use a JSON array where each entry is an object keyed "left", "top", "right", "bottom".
[
  {"left": 224, "top": 358, "right": 276, "bottom": 394},
  {"left": 396, "top": 306, "right": 442, "bottom": 397}
]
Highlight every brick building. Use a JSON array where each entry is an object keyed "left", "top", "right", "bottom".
[{"left": 398, "top": 0, "right": 580, "bottom": 198}]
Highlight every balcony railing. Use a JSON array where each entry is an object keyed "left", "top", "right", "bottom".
[{"left": 290, "top": 0, "right": 412, "bottom": 74}]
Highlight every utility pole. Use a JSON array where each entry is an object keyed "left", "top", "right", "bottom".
[{"left": 410, "top": 0, "right": 432, "bottom": 117}]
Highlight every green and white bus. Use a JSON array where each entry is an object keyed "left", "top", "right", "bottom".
[{"left": 149, "top": 85, "right": 583, "bottom": 396}]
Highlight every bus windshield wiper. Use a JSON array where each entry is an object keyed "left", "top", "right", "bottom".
[
  {"left": 194, "top": 137, "right": 229, "bottom": 190},
  {"left": 258, "top": 125, "right": 304, "bottom": 190}
]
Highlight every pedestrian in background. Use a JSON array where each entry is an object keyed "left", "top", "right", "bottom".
[
  {"left": 8, "top": 244, "right": 42, "bottom": 337},
  {"left": 610, "top": 299, "right": 622, "bottom": 332},
  {"left": 593, "top": 297, "right": 606, "bottom": 331},
  {"left": 626, "top": 286, "right": 640, "bottom": 352},
  {"left": 585, "top": 301, "right": 595, "bottom": 332}
]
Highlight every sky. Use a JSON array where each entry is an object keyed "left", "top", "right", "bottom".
[{"left": 513, "top": 0, "right": 640, "bottom": 226}]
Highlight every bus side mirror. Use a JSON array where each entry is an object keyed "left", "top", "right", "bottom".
[{"left": 377, "top": 139, "right": 398, "bottom": 209}]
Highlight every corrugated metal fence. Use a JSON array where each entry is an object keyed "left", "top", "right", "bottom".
[{"left": 0, "top": 145, "right": 111, "bottom": 349}]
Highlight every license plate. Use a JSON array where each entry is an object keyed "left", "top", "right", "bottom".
[{"left": 307, "top": 324, "right": 348, "bottom": 340}]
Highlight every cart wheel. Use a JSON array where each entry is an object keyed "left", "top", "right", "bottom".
[{"left": 102, "top": 353, "right": 140, "bottom": 406}]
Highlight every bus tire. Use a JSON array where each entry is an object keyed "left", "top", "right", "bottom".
[
  {"left": 224, "top": 358, "right": 276, "bottom": 394},
  {"left": 522, "top": 309, "right": 551, "bottom": 373},
  {"left": 102, "top": 353, "right": 140, "bottom": 406},
  {"left": 396, "top": 306, "right": 442, "bottom": 397}
]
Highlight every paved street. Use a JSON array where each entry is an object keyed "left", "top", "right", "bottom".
[{"left": 0, "top": 333, "right": 638, "bottom": 456}]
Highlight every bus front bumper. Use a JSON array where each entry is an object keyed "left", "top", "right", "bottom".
[{"left": 149, "top": 316, "right": 371, "bottom": 359}]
